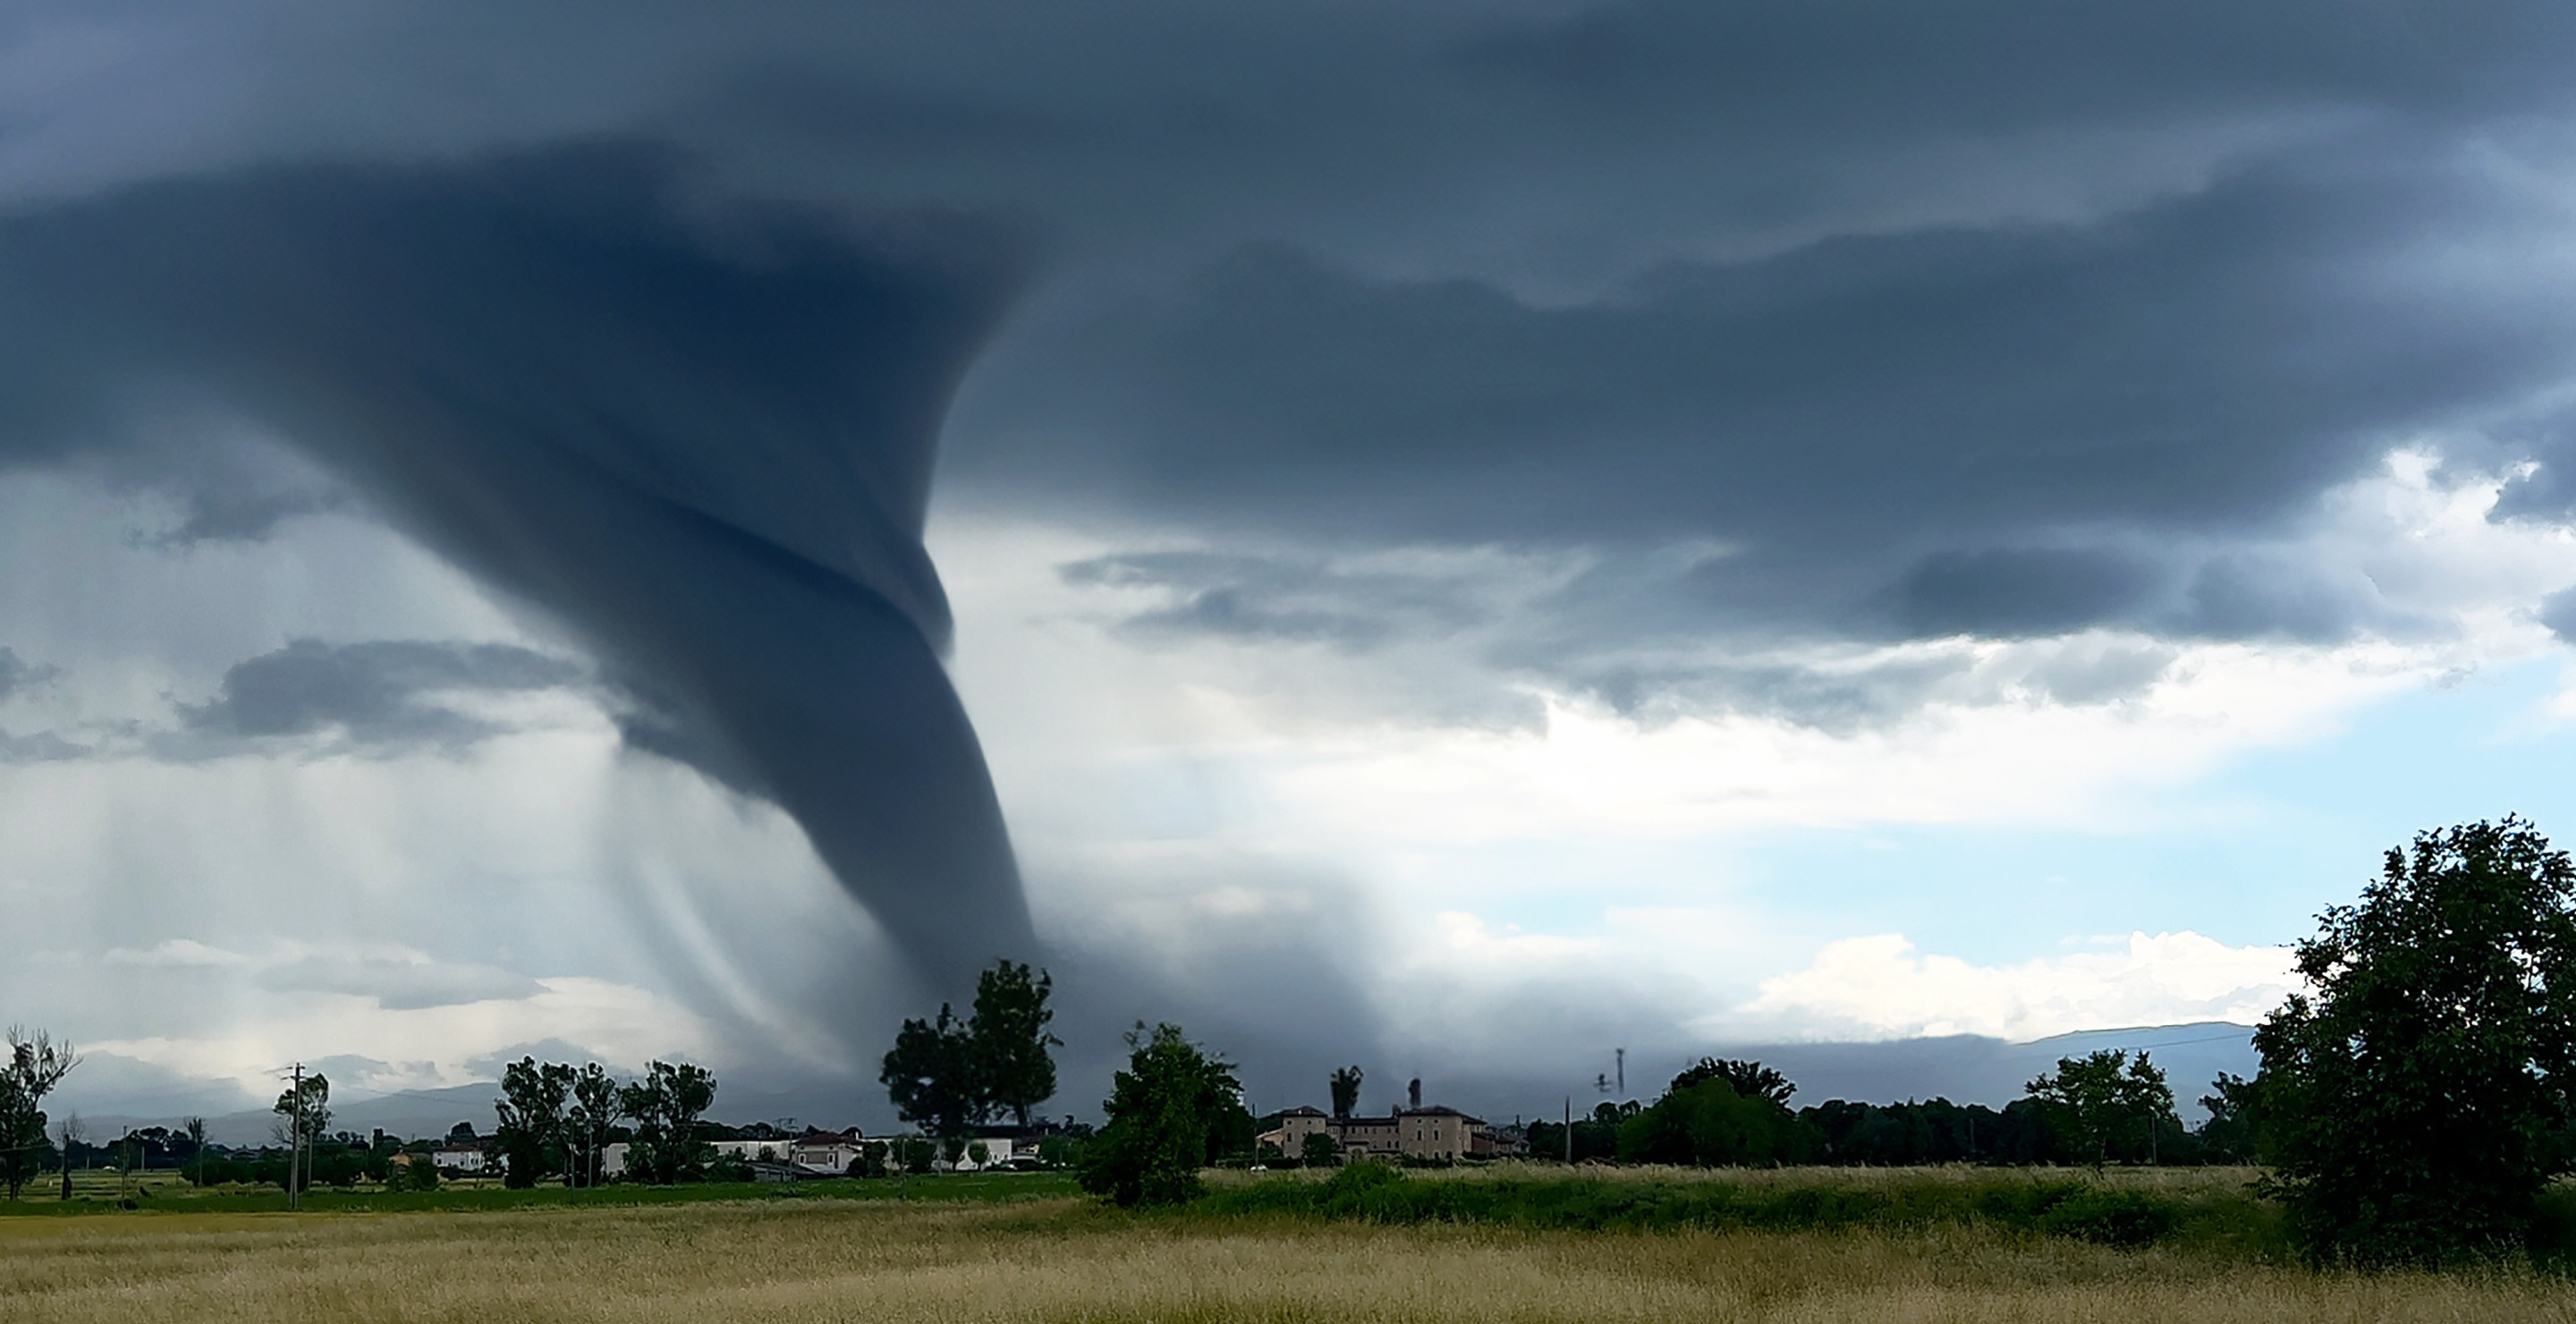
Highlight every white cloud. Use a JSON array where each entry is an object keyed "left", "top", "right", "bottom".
[
  {"left": 88, "top": 974, "right": 717, "bottom": 1100},
  {"left": 1721, "top": 930, "right": 2302, "bottom": 1042},
  {"left": 103, "top": 938, "right": 249, "bottom": 968},
  {"left": 943, "top": 446, "right": 2576, "bottom": 876}
]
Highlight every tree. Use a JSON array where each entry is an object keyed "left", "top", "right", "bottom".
[
  {"left": 566, "top": 1064, "right": 620, "bottom": 1188},
  {"left": 181, "top": 1116, "right": 208, "bottom": 1187},
  {"left": 272, "top": 1073, "right": 331, "bottom": 1147},
  {"left": 1526, "top": 1101, "right": 1636, "bottom": 1165},
  {"left": 618, "top": 1061, "right": 716, "bottom": 1184},
  {"left": 1077, "top": 1023, "right": 1245, "bottom": 1207},
  {"left": 55, "top": 1113, "right": 84, "bottom": 1200},
  {"left": 1328, "top": 1065, "right": 1364, "bottom": 1119},
  {"left": 269, "top": 1072, "right": 330, "bottom": 1198},
  {"left": 970, "top": 961, "right": 1061, "bottom": 1129},
  {"left": 1037, "top": 1127, "right": 1089, "bottom": 1170},
  {"left": 1301, "top": 1131, "right": 1342, "bottom": 1167},
  {"left": 1618, "top": 1074, "right": 1814, "bottom": 1167},
  {"left": 1668, "top": 1057, "right": 1795, "bottom": 1108},
  {"left": 493, "top": 1057, "right": 574, "bottom": 1189},
  {"left": 0, "top": 1028, "right": 77, "bottom": 1201},
  {"left": 2253, "top": 818, "right": 2576, "bottom": 1266},
  {"left": 2024, "top": 1050, "right": 2174, "bottom": 1168},
  {"left": 2194, "top": 1074, "right": 2261, "bottom": 1165},
  {"left": 881, "top": 1004, "right": 978, "bottom": 1140},
  {"left": 402, "top": 1154, "right": 442, "bottom": 1192}
]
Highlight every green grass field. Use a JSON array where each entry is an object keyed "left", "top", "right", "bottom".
[
  {"left": 4, "top": 1166, "right": 2574, "bottom": 1322},
  {"left": 4, "top": 1167, "right": 1078, "bottom": 1215}
]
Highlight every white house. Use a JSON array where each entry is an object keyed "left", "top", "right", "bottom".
[
  {"left": 597, "top": 1132, "right": 886, "bottom": 1178},
  {"left": 789, "top": 1129, "right": 869, "bottom": 1174}
]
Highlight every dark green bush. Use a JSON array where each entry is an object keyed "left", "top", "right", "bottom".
[
  {"left": 1198, "top": 1168, "right": 2267, "bottom": 1254},
  {"left": 2035, "top": 1189, "right": 2180, "bottom": 1246}
]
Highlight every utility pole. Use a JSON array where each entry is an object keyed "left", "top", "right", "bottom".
[
  {"left": 1563, "top": 1097, "right": 1572, "bottom": 1165},
  {"left": 287, "top": 1064, "right": 303, "bottom": 1211}
]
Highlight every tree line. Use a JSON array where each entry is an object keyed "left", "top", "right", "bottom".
[
  {"left": 1520, "top": 1045, "right": 2227, "bottom": 1172},
  {"left": 486, "top": 1057, "right": 718, "bottom": 1187},
  {"left": 1521, "top": 818, "right": 2576, "bottom": 1269}
]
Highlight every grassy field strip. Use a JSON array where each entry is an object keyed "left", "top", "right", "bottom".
[
  {"left": 1205, "top": 1164, "right": 2270, "bottom": 1193},
  {"left": 0, "top": 1171, "right": 1078, "bottom": 1215},
  {"left": 4, "top": 1197, "right": 2576, "bottom": 1323}
]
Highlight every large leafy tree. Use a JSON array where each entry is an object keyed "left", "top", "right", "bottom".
[
  {"left": 2024, "top": 1049, "right": 2174, "bottom": 1168},
  {"left": 1077, "top": 1023, "right": 1246, "bottom": 1207},
  {"left": 1669, "top": 1057, "right": 1796, "bottom": 1108},
  {"left": 492, "top": 1057, "right": 574, "bottom": 1189},
  {"left": 0, "top": 1028, "right": 77, "bottom": 1201},
  {"left": 970, "top": 961, "right": 1061, "bottom": 1129},
  {"left": 881, "top": 1003, "right": 979, "bottom": 1137},
  {"left": 565, "top": 1064, "right": 620, "bottom": 1188},
  {"left": 882, "top": 961, "right": 1063, "bottom": 1135},
  {"left": 272, "top": 1074, "right": 332, "bottom": 1150},
  {"left": 1619, "top": 1062, "right": 1812, "bottom": 1167},
  {"left": 617, "top": 1061, "right": 716, "bottom": 1184},
  {"left": 2253, "top": 818, "right": 2576, "bottom": 1266},
  {"left": 2195, "top": 1074, "right": 2261, "bottom": 1165}
]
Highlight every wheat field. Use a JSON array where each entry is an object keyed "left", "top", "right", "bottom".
[{"left": 4, "top": 1194, "right": 2574, "bottom": 1324}]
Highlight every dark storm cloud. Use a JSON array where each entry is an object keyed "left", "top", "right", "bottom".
[
  {"left": 1886, "top": 548, "right": 2166, "bottom": 640},
  {"left": 1455, "top": 0, "right": 2570, "bottom": 126},
  {"left": 2538, "top": 588, "right": 2576, "bottom": 646},
  {"left": 0, "top": 730, "right": 86, "bottom": 763},
  {"left": 953, "top": 151, "right": 2573, "bottom": 646},
  {"left": 174, "top": 639, "right": 581, "bottom": 753},
  {"left": 0, "top": 649, "right": 75, "bottom": 762},
  {"left": 1061, "top": 550, "right": 1492, "bottom": 649},
  {"left": 0, "top": 147, "right": 1035, "bottom": 991},
  {"left": 0, "top": 2, "right": 2565, "bottom": 665},
  {"left": 1053, "top": 546, "right": 2191, "bottom": 730},
  {"left": 0, "top": 648, "right": 56, "bottom": 702}
]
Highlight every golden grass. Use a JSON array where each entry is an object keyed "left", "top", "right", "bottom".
[{"left": 4, "top": 1193, "right": 2573, "bottom": 1323}]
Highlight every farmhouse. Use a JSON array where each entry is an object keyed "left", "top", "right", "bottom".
[
  {"left": 789, "top": 1127, "right": 869, "bottom": 1174},
  {"left": 1259, "top": 1100, "right": 1504, "bottom": 1161}
]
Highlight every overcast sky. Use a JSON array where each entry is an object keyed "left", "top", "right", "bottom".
[{"left": 8, "top": 0, "right": 2576, "bottom": 1128}]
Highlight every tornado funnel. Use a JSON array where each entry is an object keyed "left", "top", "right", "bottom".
[{"left": 0, "top": 147, "right": 1036, "bottom": 989}]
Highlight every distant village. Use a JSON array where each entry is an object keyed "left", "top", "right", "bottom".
[
  {"left": 44, "top": 1073, "right": 1517, "bottom": 1188},
  {"left": 11, "top": 959, "right": 2256, "bottom": 1198}
]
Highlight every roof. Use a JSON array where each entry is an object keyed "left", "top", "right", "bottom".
[
  {"left": 1332, "top": 1106, "right": 1487, "bottom": 1126},
  {"left": 1277, "top": 1106, "right": 1327, "bottom": 1117}
]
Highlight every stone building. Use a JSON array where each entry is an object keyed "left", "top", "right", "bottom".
[{"left": 1259, "top": 1099, "right": 1504, "bottom": 1161}]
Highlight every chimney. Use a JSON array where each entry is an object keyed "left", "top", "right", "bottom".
[{"left": 1408, "top": 1078, "right": 1422, "bottom": 1110}]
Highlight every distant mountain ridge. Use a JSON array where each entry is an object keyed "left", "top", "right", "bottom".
[
  {"left": 1746, "top": 1022, "right": 2257, "bottom": 1121},
  {"left": 55, "top": 1023, "right": 2262, "bottom": 1147}
]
